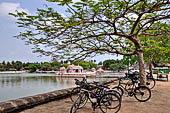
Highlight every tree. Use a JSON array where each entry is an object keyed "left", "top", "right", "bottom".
[
  {"left": 61, "top": 63, "right": 69, "bottom": 68},
  {"left": 6, "top": 61, "right": 11, "bottom": 70},
  {"left": 74, "top": 60, "right": 97, "bottom": 69},
  {"left": 109, "top": 63, "right": 126, "bottom": 72},
  {"left": 2, "top": 61, "right": 6, "bottom": 68},
  {"left": 51, "top": 60, "right": 61, "bottom": 70},
  {"left": 15, "top": 61, "right": 23, "bottom": 71},
  {"left": 122, "top": 34, "right": 170, "bottom": 75},
  {"left": 40, "top": 62, "right": 52, "bottom": 71},
  {"left": 122, "top": 55, "right": 138, "bottom": 68},
  {"left": 29, "top": 63, "right": 40, "bottom": 72},
  {"left": 11, "top": 61, "right": 15, "bottom": 69},
  {"left": 98, "top": 61, "right": 103, "bottom": 66},
  {"left": 103, "top": 59, "right": 117, "bottom": 70},
  {"left": 10, "top": 0, "right": 170, "bottom": 85},
  {"left": 0, "top": 62, "right": 6, "bottom": 71},
  {"left": 103, "top": 59, "right": 126, "bottom": 71},
  {"left": 141, "top": 35, "right": 170, "bottom": 76}
]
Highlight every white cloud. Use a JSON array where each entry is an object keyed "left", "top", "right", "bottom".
[{"left": 0, "top": 2, "right": 29, "bottom": 19}]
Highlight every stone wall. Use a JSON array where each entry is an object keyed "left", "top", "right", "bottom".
[
  {"left": 0, "top": 88, "right": 73, "bottom": 113},
  {"left": 0, "top": 80, "right": 116, "bottom": 113}
]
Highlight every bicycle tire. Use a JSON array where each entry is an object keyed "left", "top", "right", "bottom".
[
  {"left": 109, "top": 89, "right": 122, "bottom": 102},
  {"left": 70, "top": 92, "right": 88, "bottom": 113},
  {"left": 70, "top": 96, "right": 80, "bottom": 113},
  {"left": 70, "top": 87, "right": 81, "bottom": 102},
  {"left": 77, "top": 91, "right": 88, "bottom": 108},
  {"left": 146, "top": 78, "right": 156, "bottom": 89},
  {"left": 112, "top": 86, "right": 124, "bottom": 96},
  {"left": 134, "top": 85, "right": 151, "bottom": 102},
  {"left": 99, "top": 92, "right": 121, "bottom": 113}
]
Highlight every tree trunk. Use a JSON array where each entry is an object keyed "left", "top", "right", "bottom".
[
  {"left": 137, "top": 50, "right": 146, "bottom": 85},
  {"left": 149, "top": 61, "right": 153, "bottom": 77}
]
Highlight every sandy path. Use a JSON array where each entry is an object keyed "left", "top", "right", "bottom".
[{"left": 20, "top": 79, "right": 170, "bottom": 113}]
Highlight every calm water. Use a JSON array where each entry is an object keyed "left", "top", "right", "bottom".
[{"left": 0, "top": 73, "right": 113, "bottom": 102}]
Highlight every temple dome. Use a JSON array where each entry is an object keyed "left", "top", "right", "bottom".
[
  {"left": 60, "top": 67, "right": 66, "bottom": 71},
  {"left": 67, "top": 65, "right": 83, "bottom": 70}
]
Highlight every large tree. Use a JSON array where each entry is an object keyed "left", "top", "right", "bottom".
[
  {"left": 10, "top": 0, "right": 170, "bottom": 85},
  {"left": 123, "top": 34, "right": 170, "bottom": 75},
  {"left": 142, "top": 34, "right": 170, "bottom": 76}
]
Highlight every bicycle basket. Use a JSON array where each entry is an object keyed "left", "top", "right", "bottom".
[{"left": 75, "top": 80, "right": 82, "bottom": 86}]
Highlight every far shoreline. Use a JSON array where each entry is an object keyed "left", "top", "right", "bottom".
[{"left": 0, "top": 71, "right": 57, "bottom": 74}]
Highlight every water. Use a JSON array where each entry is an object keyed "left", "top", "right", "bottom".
[{"left": 0, "top": 73, "right": 114, "bottom": 102}]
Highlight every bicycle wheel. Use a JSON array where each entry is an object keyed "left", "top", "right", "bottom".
[
  {"left": 76, "top": 91, "right": 88, "bottom": 108},
  {"left": 70, "top": 96, "right": 80, "bottom": 113},
  {"left": 70, "top": 87, "right": 81, "bottom": 102},
  {"left": 146, "top": 78, "right": 156, "bottom": 89},
  {"left": 109, "top": 89, "right": 122, "bottom": 102},
  {"left": 99, "top": 92, "right": 121, "bottom": 113},
  {"left": 112, "top": 86, "right": 124, "bottom": 96},
  {"left": 134, "top": 86, "right": 151, "bottom": 102},
  {"left": 70, "top": 92, "right": 88, "bottom": 113}
]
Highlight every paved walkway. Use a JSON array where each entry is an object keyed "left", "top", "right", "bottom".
[{"left": 19, "top": 79, "right": 170, "bottom": 113}]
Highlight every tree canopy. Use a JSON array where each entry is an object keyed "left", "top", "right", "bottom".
[
  {"left": 10, "top": 0, "right": 170, "bottom": 84},
  {"left": 10, "top": 0, "right": 170, "bottom": 60},
  {"left": 103, "top": 59, "right": 126, "bottom": 71},
  {"left": 123, "top": 34, "right": 170, "bottom": 67},
  {"left": 142, "top": 35, "right": 170, "bottom": 64}
]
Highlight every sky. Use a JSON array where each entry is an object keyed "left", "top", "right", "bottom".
[{"left": 0, "top": 0, "right": 122, "bottom": 63}]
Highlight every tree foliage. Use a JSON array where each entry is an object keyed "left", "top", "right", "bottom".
[
  {"left": 29, "top": 63, "right": 40, "bottom": 72},
  {"left": 0, "top": 61, "right": 62, "bottom": 72},
  {"left": 9, "top": 0, "right": 170, "bottom": 84},
  {"left": 9, "top": 0, "right": 170, "bottom": 60},
  {"left": 103, "top": 59, "right": 126, "bottom": 71},
  {"left": 141, "top": 35, "right": 170, "bottom": 64},
  {"left": 122, "top": 34, "right": 170, "bottom": 67},
  {"left": 103, "top": 59, "right": 118, "bottom": 70},
  {"left": 73, "top": 60, "right": 97, "bottom": 69}
]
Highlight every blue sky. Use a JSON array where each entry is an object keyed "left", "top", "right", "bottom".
[{"left": 0, "top": 0, "right": 121, "bottom": 63}]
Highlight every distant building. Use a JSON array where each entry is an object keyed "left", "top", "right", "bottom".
[
  {"left": 66, "top": 64, "right": 83, "bottom": 73},
  {"left": 57, "top": 64, "right": 96, "bottom": 77}
]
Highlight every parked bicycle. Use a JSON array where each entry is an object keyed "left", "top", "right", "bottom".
[
  {"left": 125, "top": 70, "right": 156, "bottom": 89},
  {"left": 70, "top": 78, "right": 123, "bottom": 103},
  {"left": 70, "top": 77, "right": 122, "bottom": 113},
  {"left": 113, "top": 75, "right": 151, "bottom": 102},
  {"left": 70, "top": 83, "right": 121, "bottom": 113},
  {"left": 145, "top": 72, "right": 156, "bottom": 89}
]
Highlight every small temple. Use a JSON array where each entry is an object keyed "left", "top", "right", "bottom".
[
  {"left": 59, "top": 65, "right": 83, "bottom": 74},
  {"left": 57, "top": 64, "right": 103, "bottom": 77}
]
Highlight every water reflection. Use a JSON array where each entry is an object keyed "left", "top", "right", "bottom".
[{"left": 0, "top": 73, "right": 114, "bottom": 102}]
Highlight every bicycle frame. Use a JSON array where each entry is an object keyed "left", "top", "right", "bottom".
[
  {"left": 77, "top": 85, "right": 106, "bottom": 111},
  {"left": 118, "top": 78, "right": 138, "bottom": 96}
]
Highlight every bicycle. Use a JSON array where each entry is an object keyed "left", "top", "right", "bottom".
[
  {"left": 145, "top": 72, "right": 156, "bottom": 89},
  {"left": 113, "top": 76, "right": 151, "bottom": 102},
  {"left": 70, "top": 83, "right": 121, "bottom": 113},
  {"left": 125, "top": 70, "right": 156, "bottom": 89},
  {"left": 70, "top": 78, "right": 123, "bottom": 104},
  {"left": 70, "top": 78, "right": 100, "bottom": 104}
]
